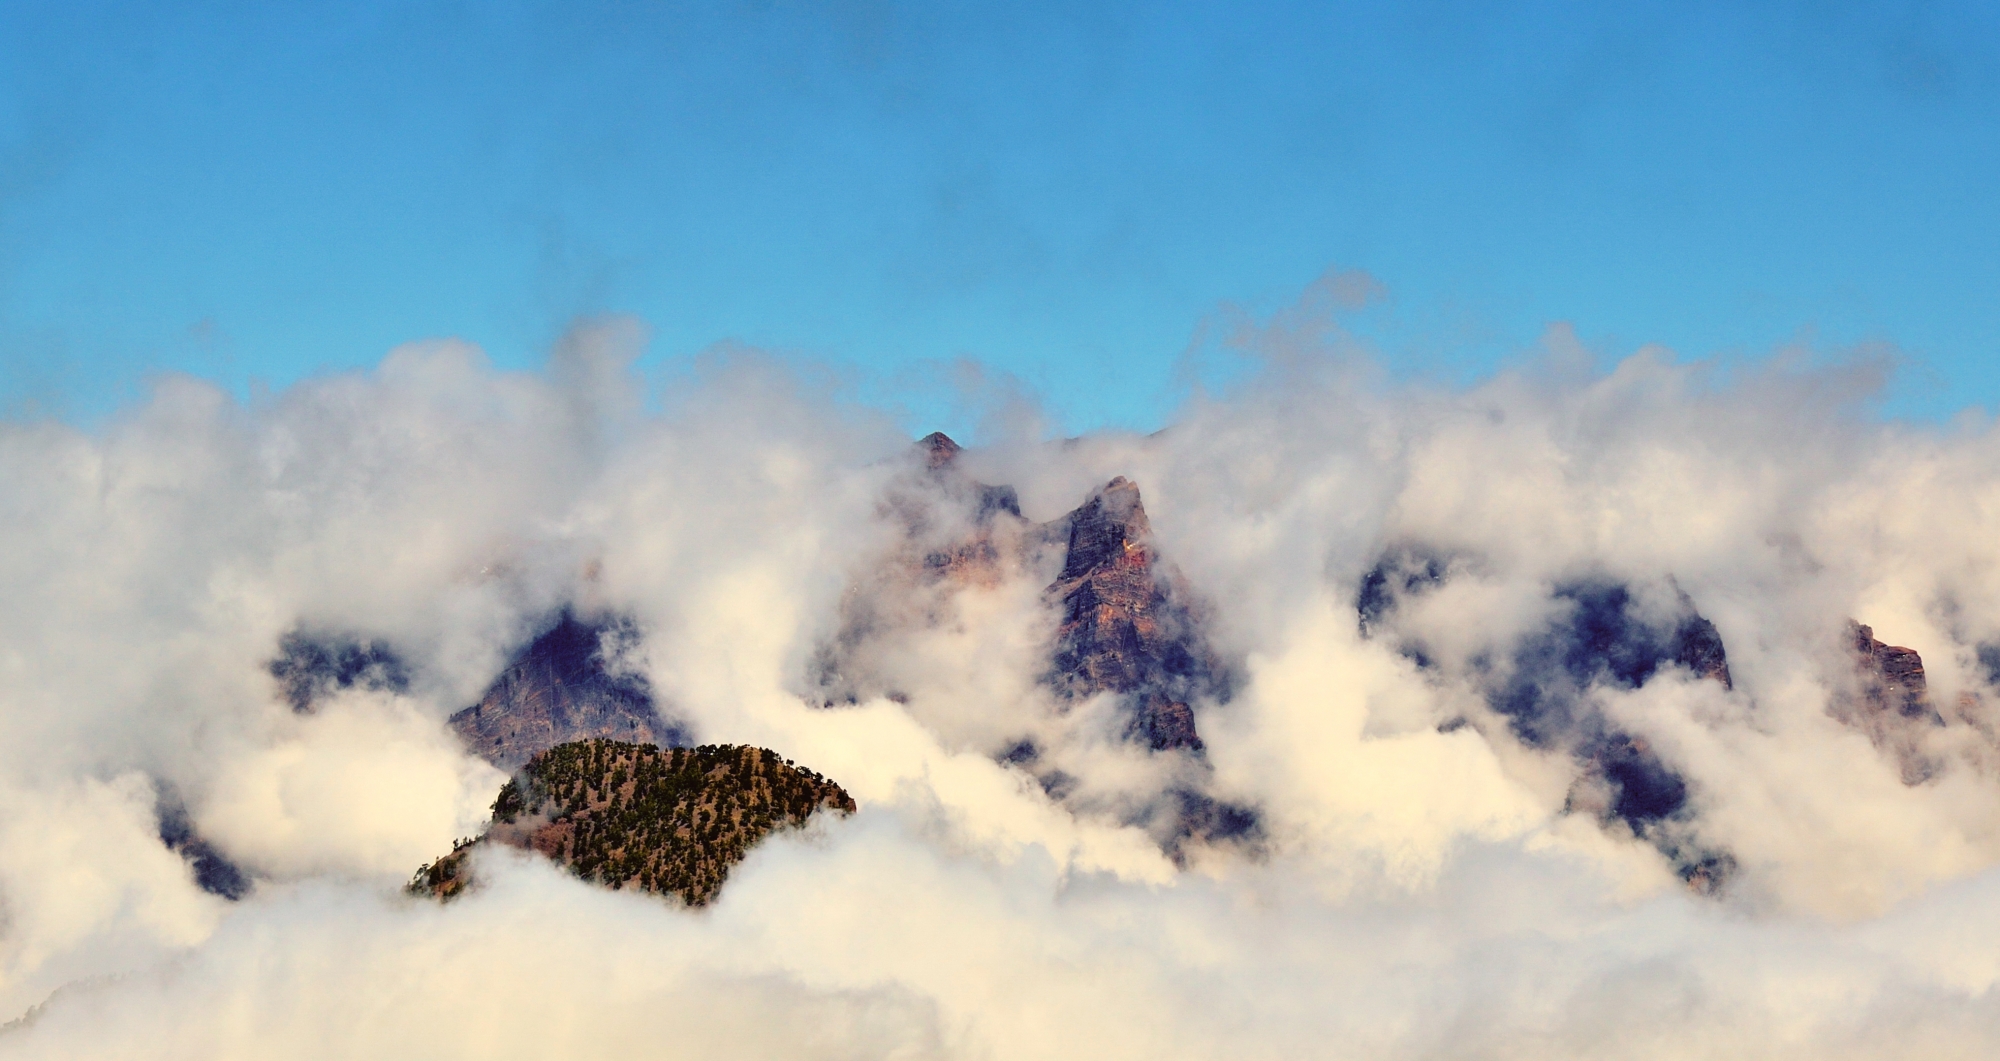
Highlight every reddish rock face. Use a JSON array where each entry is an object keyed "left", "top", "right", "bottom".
[
  {"left": 1834, "top": 621, "right": 1943, "bottom": 784},
  {"left": 449, "top": 611, "right": 680, "bottom": 770},
  {"left": 1849, "top": 622, "right": 1937, "bottom": 722},
  {"left": 814, "top": 436, "right": 1229, "bottom": 757},
  {"left": 1046, "top": 477, "right": 1222, "bottom": 752}
]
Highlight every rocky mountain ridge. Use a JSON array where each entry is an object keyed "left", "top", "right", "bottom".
[
  {"left": 238, "top": 431, "right": 1972, "bottom": 902},
  {"left": 889, "top": 434, "right": 1228, "bottom": 755}
]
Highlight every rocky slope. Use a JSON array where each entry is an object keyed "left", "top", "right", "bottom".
[
  {"left": 1044, "top": 476, "right": 1222, "bottom": 752},
  {"left": 155, "top": 787, "right": 250, "bottom": 900},
  {"left": 410, "top": 739, "right": 853, "bottom": 906},
  {"left": 1835, "top": 621, "right": 1943, "bottom": 784},
  {"left": 448, "top": 611, "right": 681, "bottom": 770}
]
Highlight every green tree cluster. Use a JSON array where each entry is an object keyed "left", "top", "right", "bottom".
[{"left": 410, "top": 740, "right": 854, "bottom": 907}]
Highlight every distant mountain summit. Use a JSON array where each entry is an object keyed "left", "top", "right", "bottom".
[
  {"left": 820, "top": 434, "right": 1228, "bottom": 756},
  {"left": 805, "top": 433, "right": 1255, "bottom": 856},
  {"left": 918, "top": 430, "right": 962, "bottom": 469},
  {"left": 449, "top": 611, "right": 682, "bottom": 770},
  {"left": 411, "top": 739, "right": 852, "bottom": 906},
  {"left": 1045, "top": 476, "right": 1222, "bottom": 752}
]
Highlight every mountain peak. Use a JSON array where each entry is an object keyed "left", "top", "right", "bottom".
[
  {"left": 1048, "top": 477, "right": 1216, "bottom": 752},
  {"left": 1058, "top": 477, "right": 1153, "bottom": 582},
  {"left": 448, "top": 610, "right": 680, "bottom": 770},
  {"left": 919, "top": 431, "right": 961, "bottom": 469}
]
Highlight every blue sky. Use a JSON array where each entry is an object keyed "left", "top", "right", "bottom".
[{"left": 3, "top": 0, "right": 1996, "bottom": 436}]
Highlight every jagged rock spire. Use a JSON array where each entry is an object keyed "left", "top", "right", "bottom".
[
  {"left": 1048, "top": 477, "right": 1219, "bottom": 752},
  {"left": 1057, "top": 476, "right": 1151, "bottom": 581}
]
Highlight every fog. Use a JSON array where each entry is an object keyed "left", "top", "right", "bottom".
[{"left": 6, "top": 302, "right": 2000, "bottom": 1058}]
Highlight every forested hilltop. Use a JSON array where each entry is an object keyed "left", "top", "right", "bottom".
[{"left": 411, "top": 740, "right": 854, "bottom": 906}]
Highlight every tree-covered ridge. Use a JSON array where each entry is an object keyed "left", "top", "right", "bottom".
[{"left": 410, "top": 739, "right": 854, "bottom": 906}]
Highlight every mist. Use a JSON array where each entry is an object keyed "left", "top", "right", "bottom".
[{"left": 5, "top": 303, "right": 2000, "bottom": 1059}]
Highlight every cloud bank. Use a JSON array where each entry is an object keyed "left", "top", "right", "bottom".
[{"left": 6, "top": 306, "right": 2000, "bottom": 1058}]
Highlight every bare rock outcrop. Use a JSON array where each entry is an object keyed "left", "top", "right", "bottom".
[
  {"left": 449, "top": 611, "right": 680, "bottom": 771},
  {"left": 1834, "top": 621, "right": 1943, "bottom": 784},
  {"left": 1045, "top": 477, "right": 1222, "bottom": 752},
  {"left": 815, "top": 436, "right": 1227, "bottom": 755},
  {"left": 806, "top": 434, "right": 1255, "bottom": 856},
  {"left": 155, "top": 785, "right": 250, "bottom": 900}
]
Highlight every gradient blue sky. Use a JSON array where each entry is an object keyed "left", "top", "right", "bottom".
[{"left": 3, "top": 0, "right": 1996, "bottom": 435}]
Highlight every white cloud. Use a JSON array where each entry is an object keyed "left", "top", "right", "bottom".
[{"left": 7, "top": 311, "right": 2000, "bottom": 1056}]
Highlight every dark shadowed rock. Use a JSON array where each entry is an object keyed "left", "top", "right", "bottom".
[
  {"left": 1046, "top": 477, "right": 1224, "bottom": 752},
  {"left": 1833, "top": 621, "right": 1943, "bottom": 784},
  {"left": 449, "top": 611, "right": 683, "bottom": 771},
  {"left": 1357, "top": 547, "right": 1451, "bottom": 641},
  {"left": 1978, "top": 643, "right": 2000, "bottom": 688},
  {"left": 1672, "top": 613, "right": 1733, "bottom": 690},
  {"left": 410, "top": 739, "right": 852, "bottom": 906},
  {"left": 1494, "top": 581, "right": 1734, "bottom": 752},
  {"left": 155, "top": 787, "right": 250, "bottom": 900},
  {"left": 1164, "top": 788, "right": 1261, "bottom": 847},
  {"left": 1584, "top": 733, "right": 1689, "bottom": 825},
  {"left": 1357, "top": 558, "right": 1736, "bottom": 889},
  {"left": 268, "top": 630, "right": 410, "bottom": 713},
  {"left": 1489, "top": 580, "right": 1734, "bottom": 873}
]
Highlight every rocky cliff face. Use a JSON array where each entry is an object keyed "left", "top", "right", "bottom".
[
  {"left": 1045, "top": 477, "right": 1221, "bottom": 752},
  {"left": 449, "top": 611, "right": 681, "bottom": 771},
  {"left": 807, "top": 436, "right": 1033, "bottom": 709},
  {"left": 913, "top": 432, "right": 1025, "bottom": 589},
  {"left": 805, "top": 435, "right": 1253, "bottom": 857},
  {"left": 1846, "top": 621, "right": 1937, "bottom": 723},
  {"left": 410, "top": 739, "right": 852, "bottom": 906},
  {"left": 818, "top": 436, "right": 1229, "bottom": 756},
  {"left": 1834, "top": 621, "right": 1943, "bottom": 784}
]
